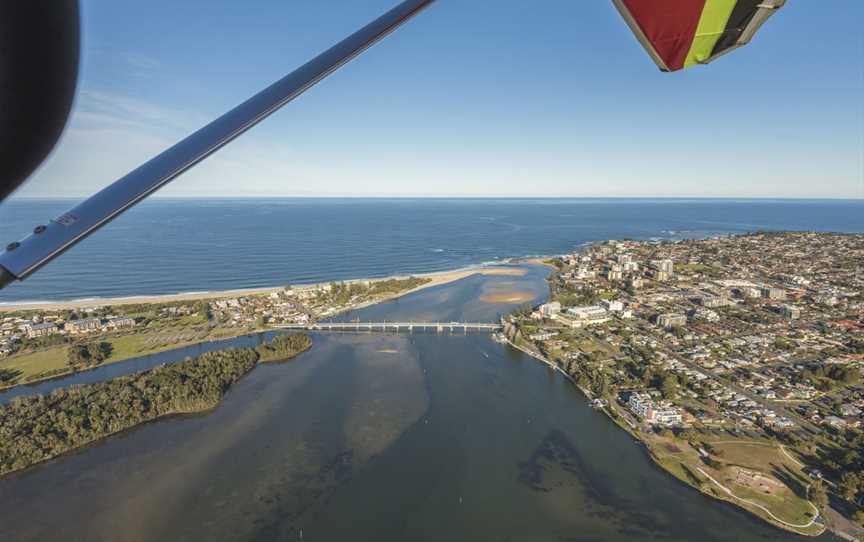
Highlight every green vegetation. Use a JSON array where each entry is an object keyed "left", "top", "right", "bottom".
[
  {"left": 800, "top": 364, "right": 860, "bottom": 390},
  {"left": 0, "top": 327, "right": 254, "bottom": 389},
  {"left": 367, "top": 277, "right": 429, "bottom": 296},
  {"left": 109, "top": 300, "right": 210, "bottom": 327},
  {"left": 773, "top": 337, "right": 797, "bottom": 351},
  {"left": 67, "top": 341, "right": 113, "bottom": 367},
  {"left": 0, "top": 333, "right": 311, "bottom": 478},
  {"left": 255, "top": 333, "right": 312, "bottom": 362},
  {"left": 1, "top": 347, "right": 72, "bottom": 385},
  {"left": 642, "top": 434, "right": 823, "bottom": 536},
  {"left": 0, "top": 368, "right": 20, "bottom": 384},
  {"left": 800, "top": 431, "right": 864, "bottom": 508},
  {"left": 325, "top": 277, "right": 430, "bottom": 305}
]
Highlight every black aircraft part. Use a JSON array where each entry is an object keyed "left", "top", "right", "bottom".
[{"left": 0, "top": 0, "right": 80, "bottom": 202}]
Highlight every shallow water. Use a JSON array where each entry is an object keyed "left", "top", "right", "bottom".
[{"left": 0, "top": 266, "right": 836, "bottom": 541}]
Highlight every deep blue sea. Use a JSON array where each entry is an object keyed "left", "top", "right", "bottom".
[{"left": 0, "top": 198, "right": 862, "bottom": 303}]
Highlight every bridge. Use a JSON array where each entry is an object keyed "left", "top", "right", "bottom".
[{"left": 273, "top": 321, "right": 502, "bottom": 333}]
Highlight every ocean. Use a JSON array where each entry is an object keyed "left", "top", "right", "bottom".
[{"left": 1, "top": 198, "right": 862, "bottom": 303}]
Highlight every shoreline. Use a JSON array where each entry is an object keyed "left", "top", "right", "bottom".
[
  {"left": 0, "top": 265, "right": 528, "bottom": 392},
  {"left": 0, "top": 248, "right": 836, "bottom": 537},
  {"left": 0, "top": 263, "right": 533, "bottom": 312},
  {"left": 500, "top": 337, "right": 825, "bottom": 537},
  {"left": 502, "top": 328, "right": 829, "bottom": 537},
  {"left": 504, "top": 339, "right": 828, "bottom": 538},
  {"left": 0, "top": 336, "right": 312, "bottom": 479}
]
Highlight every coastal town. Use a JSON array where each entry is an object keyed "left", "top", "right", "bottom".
[
  {"left": 0, "top": 276, "right": 430, "bottom": 386},
  {"left": 1, "top": 231, "right": 863, "bottom": 539},
  {"left": 503, "top": 231, "right": 864, "bottom": 538}
]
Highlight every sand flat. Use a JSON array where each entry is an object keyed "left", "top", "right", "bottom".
[{"left": 0, "top": 266, "right": 527, "bottom": 312}]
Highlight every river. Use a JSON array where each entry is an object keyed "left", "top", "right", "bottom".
[{"left": 0, "top": 266, "right": 836, "bottom": 541}]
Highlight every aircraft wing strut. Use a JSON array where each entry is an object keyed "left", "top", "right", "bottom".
[
  {"left": 0, "top": 0, "right": 787, "bottom": 290},
  {"left": 0, "top": 0, "right": 435, "bottom": 290}
]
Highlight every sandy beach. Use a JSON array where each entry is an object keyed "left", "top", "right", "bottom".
[{"left": 0, "top": 266, "right": 528, "bottom": 313}]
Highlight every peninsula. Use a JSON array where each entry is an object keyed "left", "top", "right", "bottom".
[
  {"left": 0, "top": 267, "right": 521, "bottom": 389},
  {"left": 0, "top": 333, "right": 311, "bottom": 478}
]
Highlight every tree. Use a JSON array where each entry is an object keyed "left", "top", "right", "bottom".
[
  {"left": 829, "top": 365, "right": 860, "bottom": 385},
  {"left": 704, "top": 456, "right": 723, "bottom": 470},
  {"left": 67, "top": 341, "right": 113, "bottom": 367},
  {"left": 597, "top": 373, "right": 610, "bottom": 397},
  {"left": 255, "top": 333, "right": 312, "bottom": 362},
  {"left": 0, "top": 368, "right": 21, "bottom": 384},
  {"left": 0, "top": 344, "right": 262, "bottom": 477},
  {"left": 847, "top": 337, "right": 864, "bottom": 354},
  {"left": 839, "top": 472, "right": 862, "bottom": 502},
  {"left": 660, "top": 373, "right": 679, "bottom": 399},
  {"left": 810, "top": 480, "right": 828, "bottom": 511}
]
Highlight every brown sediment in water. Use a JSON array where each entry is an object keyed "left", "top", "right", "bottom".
[
  {"left": 480, "top": 288, "right": 535, "bottom": 304},
  {"left": 479, "top": 268, "right": 527, "bottom": 277}
]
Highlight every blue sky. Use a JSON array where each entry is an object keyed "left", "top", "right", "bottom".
[{"left": 13, "top": 0, "right": 864, "bottom": 198}]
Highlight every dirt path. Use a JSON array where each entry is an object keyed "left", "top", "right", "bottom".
[{"left": 695, "top": 466, "right": 822, "bottom": 533}]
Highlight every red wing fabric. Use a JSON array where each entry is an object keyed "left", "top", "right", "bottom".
[{"left": 611, "top": 0, "right": 786, "bottom": 72}]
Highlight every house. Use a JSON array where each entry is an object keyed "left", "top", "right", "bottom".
[
  {"left": 698, "top": 295, "right": 729, "bottom": 308},
  {"left": 823, "top": 416, "right": 847, "bottom": 429},
  {"left": 528, "top": 331, "right": 558, "bottom": 341},
  {"left": 690, "top": 308, "right": 720, "bottom": 322},
  {"left": 761, "top": 287, "right": 786, "bottom": 300},
  {"left": 600, "top": 299, "right": 624, "bottom": 312},
  {"left": 25, "top": 322, "right": 59, "bottom": 338},
  {"left": 65, "top": 318, "right": 102, "bottom": 334},
  {"left": 839, "top": 404, "right": 862, "bottom": 418},
  {"left": 107, "top": 317, "right": 135, "bottom": 330}
]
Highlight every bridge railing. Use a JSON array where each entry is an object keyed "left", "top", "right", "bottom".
[{"left": 272, "top": 321, "right": 502, "bottom": 332}]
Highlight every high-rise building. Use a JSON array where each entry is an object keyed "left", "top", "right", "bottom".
[
  {"left": 779, "top": 305, "right": 801, "bottom": 319},
  {"left": 761, "top": 287, "right": 787, "bottom": 300},
  {"left": 651, "top": 259, "right": 674, "bottom": 274},
  {"left": 656, "top": 313, "right": 687, "bottom": 329}
]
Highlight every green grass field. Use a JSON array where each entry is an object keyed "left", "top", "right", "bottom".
[
  {"left": 645, "top": 434, "right": 822, "bottom": 536},
  {"left": 0, "top": 347, "right": 72, "bottom": 383},
  {"left": 0, "top": 326, "right": 254, "bottom": 388}
]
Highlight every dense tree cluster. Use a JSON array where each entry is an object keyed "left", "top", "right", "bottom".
[
  {"left": 324, "top": 277, "right": 429, "bottom": 305},
  {"left": 818, "top": 432, "right": 864, "bottom": 503},
  {"left": 0, "top": 345, "right": 265, "bottom": 477},
  {"left": 67, "top": 341, "right": 113, "bottom": 367},
  {"left": 0, "top": 369, "right": 20, "bottom": 384},
  {"left": 554, "top": 285, "right": 599, "bottom": 308},
  {"left": 798, "top": 364, "right": 861, "bottom": 391},
  {"left": 847, "top": 337, "right": 864, "bottom": 355},
  {"left": 255, "top": 333, "right": 312, "bottom": 362}
]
